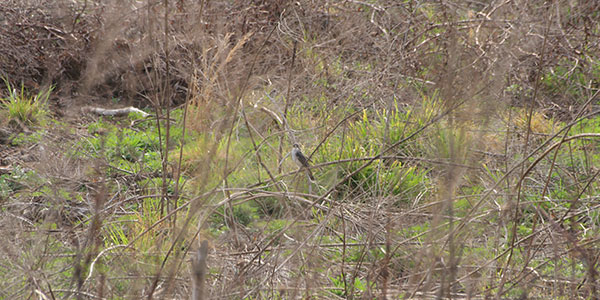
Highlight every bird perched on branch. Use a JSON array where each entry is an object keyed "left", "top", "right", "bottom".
[{"left": 291, "top": 143, "right": 315, "bottom": 181}]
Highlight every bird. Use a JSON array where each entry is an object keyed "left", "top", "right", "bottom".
[{"left": 291, "top": 143, "right": 315, "bottom": 181}]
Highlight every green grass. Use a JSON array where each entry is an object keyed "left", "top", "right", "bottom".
[
  {"left": 4, "top": 86, "right": 598, "bottom": 298},
  {"left": 2, "top": 1, "right": 600, "bottom": 297},
  {"left": 78, "top": 114, "right": 191, "bottom": 176},
  {"left": 1, "top": 78, "right": 52, "bottom": 126},
  {"left": 541, "top": 57, "right": 600, "bottom": 101}
]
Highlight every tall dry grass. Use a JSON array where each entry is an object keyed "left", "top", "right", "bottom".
[{"left": 0, "top": 0, "right": 599, "bottom": 299}]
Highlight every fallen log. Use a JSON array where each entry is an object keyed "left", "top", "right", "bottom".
[{"left": 82, "top": 106, "right": 150, "bottom": 118}]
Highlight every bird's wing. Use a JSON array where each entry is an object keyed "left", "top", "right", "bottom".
[{"left": 296, "top": 151, "right": 311, "bottom": 168}]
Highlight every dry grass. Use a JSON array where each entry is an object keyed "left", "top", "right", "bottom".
[{"left": 0, "top": 0, "right": 599, "bottom": 299}]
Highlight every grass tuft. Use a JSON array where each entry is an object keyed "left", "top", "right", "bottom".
[{"left": 1, "top": 78, "right": 52, "bottom": 126}]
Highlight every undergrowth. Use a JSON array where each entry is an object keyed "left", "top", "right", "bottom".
[{"left": 0, "top": 1, "right": 599, "bottom": 299}]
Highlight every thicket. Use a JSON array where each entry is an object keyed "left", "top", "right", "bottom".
[{"left": 0, "top": 0, "right": 599, "bottom": 299}]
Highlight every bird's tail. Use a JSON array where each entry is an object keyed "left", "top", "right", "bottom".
[{"left": 306, "top": 168, "right": 315, "bottom": 181}]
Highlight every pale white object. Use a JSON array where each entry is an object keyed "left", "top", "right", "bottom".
[{"left": 82, "top": 106, "right": 150, "bottom": 118}]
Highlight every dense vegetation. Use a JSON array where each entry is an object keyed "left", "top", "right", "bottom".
[{"left": 1, "top": 0, "right": 599, "bottom": 299}]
